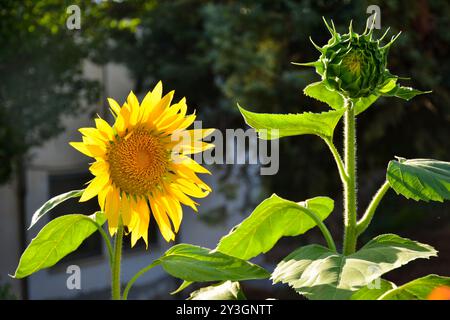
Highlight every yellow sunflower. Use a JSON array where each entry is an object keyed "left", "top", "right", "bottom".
[{"left": 70, "top": 81, "right": 214, "bottom": 247}]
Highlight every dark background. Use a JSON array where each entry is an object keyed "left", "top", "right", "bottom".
[{"left": 0, "top": 0, "right": 449, "bottom": 299}]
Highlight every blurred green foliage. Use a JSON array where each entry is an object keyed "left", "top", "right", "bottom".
[{"left": 0, "top": 0, "right": 99, "bottom": 182}]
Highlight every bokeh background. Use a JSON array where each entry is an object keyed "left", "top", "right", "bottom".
[{"left": 0, "top": 0, "right": 449, "bottom": 299}]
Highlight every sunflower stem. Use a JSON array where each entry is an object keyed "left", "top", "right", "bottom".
[
  {"left": 123, "top": 260, "right": 160, "bottom": 300},
  {"left": 111, "top": 219, "right": 124, "bottom": 300},
  {"left": 357, "top": 180, "right": 390, "bottom": 236},
  {"left": 342, "top": 99, "right": 358, "bottom": 255}
]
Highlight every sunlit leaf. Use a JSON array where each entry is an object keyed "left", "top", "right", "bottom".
[
  {"left": 382, "top": 85, "right": 431, "bottom": 101},
  {"left": 157, "top": 244, "right": 269, "bottom": 283},
  {"left": 15, "top": 212, "right": 106, "bottom": 279},
  {"left": 350, "top": 279, "right": 396, "bottom": 300},
  {"left": 379, "top": 275, "right": 450, "bottom": 300},
  {"left": 272, "top": 234, "right": 436, "bottom": 300},
  {"left": 216, "top": 195, "right": 334, "bottom": 260},
  {"left": 238, "top": 105, "right": 345, "bottom": 140},
  {"left": 387, "top": 158, "right": 450, "bottom": 202},
  {"left": 303, "top": 81, "right": 344, "bottom": 110},
  {"left": 189, "top": 281, "right": 246, "bottom": 300},
  {"left": 354, "top": 94, "right": 379, "bottom": 115}
]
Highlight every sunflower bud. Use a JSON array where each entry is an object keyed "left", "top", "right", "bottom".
[{"left": 301, "top": 19, "right": 401, "bottom": 99}]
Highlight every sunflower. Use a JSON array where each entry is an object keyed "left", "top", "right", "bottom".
[{"left": 70, "top": 82, "right": 214, "bottom": 247}]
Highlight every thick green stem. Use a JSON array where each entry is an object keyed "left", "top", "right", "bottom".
[
  {"left": 111, "top": 220, "right": 124, "bottom": 300},
  {"left": 343, "top": 99, "right": 358, "bottom": 255},
  {"left": 357, "top": 180, "right": 390, "bottom": 236}
]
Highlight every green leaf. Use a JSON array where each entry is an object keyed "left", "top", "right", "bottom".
[
  {"left": 216, "top": 195, "right": 334, "bottom": 260},
  {"left": 14, "top": 212, "right": 106, "bottom": 279},
  {"left": 387, "top": 158, "right": 450, "bottom": 202},
  {"left": 302, "top": 81, "right": 380, "bottom": 116},
  {"left": 28, "top": 189, "right": 84, "bottom": 229},
  {"left": 350, "top": 279, "right": 396, "bottom": 300},
  {"left": 189, "top": 281, "right": 246, "bottom": 300},
  {"left": 238, "top": 104, "right": 345, "bottom": 140},
  {"left": 272, "top": 234, "right": 437, "bottom": 300},
  {"left": 157, "top": 244, "right": 269, "bottom": 283},
  {"left": 354, "top": 94, "right": 379, "bottom": 115},
  {"left": 303, "top": 81, "right": 344, "bottom": 110},
  {"left": 380, "top": 275, "right": 450, "bottom": 300},
  {"left": 171, "top": 280, "right": 193, "bottom": 295},
  {"left": 382, "top": 84, "right": 431, "bottom": 101}
]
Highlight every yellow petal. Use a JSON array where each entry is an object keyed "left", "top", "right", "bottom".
[
  {"left": 147, "top": 91, "right": 174, "bottom": 124},
  {"left": 80, "top": 174, "right": 109, "bottom": 202},
  {"left": 141, "top": 81, "right": 163, "bottom": 122},
  {"left": 70, "top": 142, "right": 95, "bottom": 157},
  {"left": 176, "top": 113, "right": 197, "bottom": 131},
  {"left": 168, "top": 185, "right": 198, "bottom": 212},
  {"left": 82, "top": 136, "right": 107, "bottom": 152},
  {"left": 132, "top": 198, "right": 150, "bottom": 248},
  {"left": 127, "top": 91, "right": 140, "bottom": 126},
  {"left": 89, "top": 160, "right": 109, "bottom": 176},
  {"left": 173, "top": 168, "right": 211, "bottom": 191},
  {"left": 79, "top": 127, "right": 107, "bottom": 143},
  {"left": 120, "top": 197, "right": 132, "bottom": 226},
  {"left": 95, "top": 118, "right": 114, "bottom": 140},
  {"left": 98, "top": 185, "right": 109, "bottom": 212},
  {"left": 174, "top": 156, "right": 211, "bottom": 174},
  {"left": 149, "top": 197, "right": 175, "bottom": 242},
  {"left": 185, "top": 128, "right": 216, "bottom": 140},
  {"left": 179, "top": 141, "right": 215, "bottom": 155},
  {"left": 107, "top": 98, "right": 121, "bottom": 115},
  {"left": 161, "top": 196, "right": 182, "bottom": 233},
  {"left": 114, "top": 103, "right": 131, "bottom": 135},
  {"left": 105, "top": 187, "right": 120, "bottom": 235},
  {"left": 175, "top": 179, "right": 210, "bottom": 198}
]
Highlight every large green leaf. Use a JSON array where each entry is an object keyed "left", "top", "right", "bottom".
[
  {"left": 157, "top": 244, "right": 269, "bottom": 283},
  {"left": 238, "top": 105, "right": 344, "bottom": 140},
  {"left": 272, "top": 234, "right": 437, "bottom": 300},
  {"left": 303, "top": 81, "right": 344, "bottom": 110},
  {"left": 189, "top": 281, "right": 246, "bottom": 300},
  {"left": 380, "top": 275, "right": 450, "bottom": 300},
  {"left": 15, "top": 212, "right": 106, "bottom": 279},
  {"left": 350, "top": 279, "right": 396, "bottom": 300},
  {"left": 387, "top": 158, "right": 450, "bottom": 202},
  {"left": 28, "top": 189, "right": 84, "bottom": 229},
  {"left": 216, "top": 195, "right": 334, "bottom": 260}
]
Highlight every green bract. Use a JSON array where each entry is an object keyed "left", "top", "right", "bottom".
[{"left": 296, "top": 18, "right": 428, "bottom": 100}]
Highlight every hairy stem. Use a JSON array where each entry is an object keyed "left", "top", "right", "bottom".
[
  {"left": 111, "top": 219, "right": 124, "bottom": 300},
  {"left": 343, "top": 99, "right": 358, "bottom": 255},
  {"left": 357, "top": 180, "right": 390, "bottom": 236},
  {"left": 324, "top": 138, "right": 348, "bottom": 185}
]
